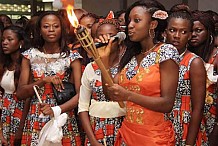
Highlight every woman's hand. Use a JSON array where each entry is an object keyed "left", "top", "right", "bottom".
[
  {"left": 106, "top": 83, "right": 129, "bottom": 101},
  {"left": 43, "top": 75, "right": 64, "bottom": 91},
  {"left": 95, "top": 34, "right": 115, "bottom": 63},
  {"left": 40, "top": 103, "right": 54, "bottom": 117}
]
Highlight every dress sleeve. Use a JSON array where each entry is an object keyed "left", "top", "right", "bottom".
[
  {"left": 21, "top": 48, "right": 33, "bottom": 60},
  {"left": 69, "top": 50, "right": 83, "bottom": 62},
  {"left": 159, "top": 44, "right": 180, "bottom": 64},
  {"left": 78, "top": 63, "right": 93, "bottom": 113}
]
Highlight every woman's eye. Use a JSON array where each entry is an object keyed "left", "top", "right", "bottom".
[
  {"left": 134, "top": 18, "right": 140, "bottom": 23},
  {"left": 43, "top": 25, "right": 49, "bottom": 29},
  {"left": 181, "top": 31, "right": 186, "bottom": 34}
]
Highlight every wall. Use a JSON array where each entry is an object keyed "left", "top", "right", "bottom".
[{"left": 81, "top": 0, "right": 217, "bottom": 17}]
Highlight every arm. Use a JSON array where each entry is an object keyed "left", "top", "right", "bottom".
[
  {"left": 16, "top": 58, "right": 46, "bottom": 100},
  {"left": 186, "top": 57, "right": 206, "bottom": 145},
  {"left": 59, "top": 59, "right": 82, "bottom": 113},
  {"left": 78, "top": 65, "right": 102, "bottom": 146},
  {"left": 108, "top": 59, "right": 179, "bottom": 113}
]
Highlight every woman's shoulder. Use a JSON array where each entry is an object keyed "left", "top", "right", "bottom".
[
  {"left": 157, "top": 43, "right": 180, "bottom": 63},
  {"left": 68, "top": 49, "right": 83, "bottom": 61},
  {"left": 22, "top": 48, "right": 39, "bottom": 59}
]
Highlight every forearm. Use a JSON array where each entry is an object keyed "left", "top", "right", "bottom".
[
  {"left": 127, "top": 91, "right": 175, "bottom": 113},
  {"left": 17, "top": 79, "right": 46, "bottom": 100},
  {"left": 186, "top": 110, "right": 203, "bottom": 145},
  {"left": 79, "top": 112, "right": 98, "bottom": 145},
  {"left": 59, "top": 94, "right": 79, "bottom": 113}
]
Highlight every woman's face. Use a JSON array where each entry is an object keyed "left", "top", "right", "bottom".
[
  {"left": 80, "top": 16, "right": 96, "bottom": 35},
  {"left": 40, "top": 14, "right": 62, "bottom": 43},
  {"left": 166, "top": 17, "right": 192, "bottom": 51},
  {"left": 1, "top": 29, "right": 20, "bottom": 54},
  {"left": 127, "top": 6, "right": 152, "bottom": 42},
  {"left": 96, "top": 23, "right": 119, "bottom": 53},
  {"left": 0, "top": 15, "right": 12, "bottom": 27},
  {"left": 190, "top": 21, "right": 208, "bottom": 47}
]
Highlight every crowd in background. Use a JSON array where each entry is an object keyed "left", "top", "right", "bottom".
[{"left": 0, "top": 0, "right": 218, "bottom": 145}]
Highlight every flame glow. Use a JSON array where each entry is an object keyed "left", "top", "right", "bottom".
[{"left": 66, "top": 5, "right": 79, "bottom": 28}]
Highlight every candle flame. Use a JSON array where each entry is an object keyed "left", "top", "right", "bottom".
[{"left": 66, "top": 5, "right": 79, "bottom": 28}]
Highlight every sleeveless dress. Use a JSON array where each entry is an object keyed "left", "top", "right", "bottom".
[
  {"left": 204, "top": 51, "right": 218, "bottom": 136},
  {"left": 169, "top": 52, "right": 208, "bottom": 146},
  {"left": 78, "top": 62, "right": 126, "bottom": 146},
  {"left": 21, "top": 48, "right": 82, "bottom": 146},
  {"left": 115, "top": 43, "right": 180, "bottom": 146},
  {"left": 0, "top": 70, "right": 24, "bottom": 146}
]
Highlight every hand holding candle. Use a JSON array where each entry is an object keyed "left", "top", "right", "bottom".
[{"left": 66, "top": 8, "right": 125, "bottom": 108}]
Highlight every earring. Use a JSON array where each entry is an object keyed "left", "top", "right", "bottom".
[
  {"left": 163, "top": 36, "right": 166, "bottom": 43},
  {"left": 149, "top": 29, "right": 155, "bottom": 39},
  {"left": 19, "top": 45, "right": 22, "bottom": 49},
  {"left": 30, "top": 32, "right": 33, "bottom": 39},
  {"left": 210, "top": 35, "right": 213, "bottom": 44}
]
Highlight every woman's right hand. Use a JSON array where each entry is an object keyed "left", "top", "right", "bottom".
[{"left": 43, "top": 75, "right": 64, "bottom": 91}]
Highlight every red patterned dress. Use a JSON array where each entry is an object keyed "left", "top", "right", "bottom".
[
  {"left": 204, "top": 52, "right": 218, "bottom": 137},
  {"left": 0, "top": 70, "right": 24, "bottom": 146},
  {"left": 21, "top": 48, "right": 82, "bottom": 146},
  {"left": 169, "top": 52, "right": 208, "bottom": 146},
  {"left": 78, "top": 62, "right": 126, "bottom": 146}
]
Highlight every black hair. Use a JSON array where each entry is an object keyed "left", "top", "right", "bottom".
[
  {"left": 167, "top": 5, "right": 193, "bottom": 30},
  {"left": 34, "top": 11, "right": 70, "bottom": 55},
  {"left": 119, "top": 0, "right": 167, "bottom": 71},
  {"left": 188, "top": 10, "right": 215, "bottom": 62},
  {"left": 0, "top": 25, "right": 30, "bottom": 88}
]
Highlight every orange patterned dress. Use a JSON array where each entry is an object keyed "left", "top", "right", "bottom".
[
  {"left": 169, "top": 52, "right": 208, "bottom": 146},
  {"left": 21, "top": 48, "right": 82, "bottom": 146},
  {"left": 115, "top": 43, "right": 179, "bottom": 146}
]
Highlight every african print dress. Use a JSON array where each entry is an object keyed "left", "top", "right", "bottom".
[
  {"left": 78, "top": 62, "right": 126, "bottom": 146},
  {"left": 204, "top": 52, "right": 218, "bottom": 136},
  {"left": 169, "top": 52, "right": 208, "bottom": 146},
  {"left": 0, "top": 70, "right": 24, "bottom": 146},
  {"left": 21, "top": 48, "right": 82, "bottom": 146},
  {"left": 115, "top": 43, "right": 179, "bottom": 146}
]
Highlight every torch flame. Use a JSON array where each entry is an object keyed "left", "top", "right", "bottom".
[{"left": 66, "top": 5, "right": 79, "bottom": 28}]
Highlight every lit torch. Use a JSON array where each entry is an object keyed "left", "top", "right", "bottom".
[{"left": 67, "top": 7, "right": 125, "bottom": 108}]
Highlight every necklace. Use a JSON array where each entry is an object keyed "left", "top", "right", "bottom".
[
  {"left": 141, "top": 44, "right": 158, "bottom": 55},
  {"left": 180, "top": 48, "right": 187, "bottom": 58}
]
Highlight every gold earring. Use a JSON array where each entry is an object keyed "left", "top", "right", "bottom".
[{"left": 149, "top": 29, "right": 155, "bottom": 39}]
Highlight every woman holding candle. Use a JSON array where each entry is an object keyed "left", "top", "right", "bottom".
[
  {"left": 105, "top": 0, "right": 180, "bottom": 145},
  {"left": 78, "top": 17, "right": 126, "bottom": 146},
  {"left": 16, "top": 11, "right": 82, "bottom": 146}
]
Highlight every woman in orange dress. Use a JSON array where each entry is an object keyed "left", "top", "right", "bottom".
[
  {"left": 105, "top": 0, "right": 180, "bottom": 145},
  {"left": 165, "top": 7, "right": 208, "bottom": 145}
]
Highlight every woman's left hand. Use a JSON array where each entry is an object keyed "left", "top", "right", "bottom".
[
  {"left": 40, "top": 103, "right": 54, "bottom": 117},
  {"left": 106, "top": 83, "right": 129, "bottom": 101}
]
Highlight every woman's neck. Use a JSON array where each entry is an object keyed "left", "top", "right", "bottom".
[
  {"left": 141, "top": 39, "right": 155, "bottom": 53},
  {"left": 43, "top": 43, "right": 60, "bottom": 54},
  {"left": 109, "top": 51, "right": 120, "bottom": 68},
  {"left": 9, "top": 51, "right": 20, "bottom": 70}
]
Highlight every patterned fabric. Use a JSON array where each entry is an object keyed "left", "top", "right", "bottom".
[
  {"left": 21, "top": 48, "right": 82, "bottom": 146},
  {"left": 0, "top": 93, "right": 24, "bottom": 146},
  {"left": 79, "top": 62, "right": 124, "bottom": 146},
  {"left": 115, "top": 43, "right": 179, "bottom": 146},
  {"left": 204, "top": 51, "right": 218, "bottom": 136},
  {"left": 169, "top": 52, "right": 208, "bottom": 146}
]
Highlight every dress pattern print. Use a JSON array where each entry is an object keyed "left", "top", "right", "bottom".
[
  {"left": 169, "top": 52, "right": 208, "bottom": 146},
  {"left": 79, "top": 62, "right": 124, "bottom": 146},
  {"left": 20, "top": 48, "right": 82, "bottom": 146}
]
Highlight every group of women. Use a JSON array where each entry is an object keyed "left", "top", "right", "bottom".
[{"left": 0, "top": 0, "right": 218, "bottom": 146}]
